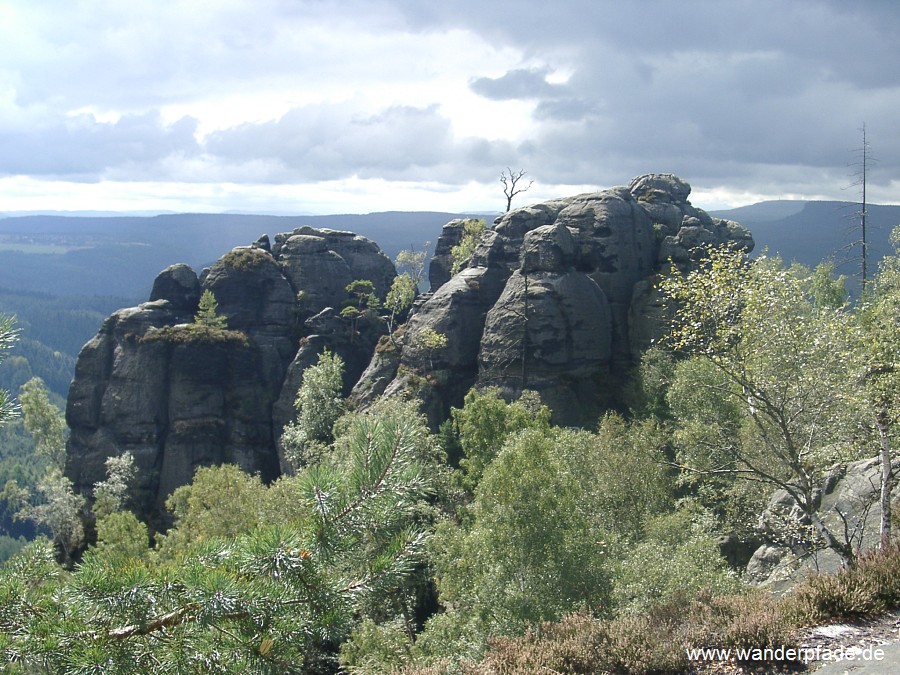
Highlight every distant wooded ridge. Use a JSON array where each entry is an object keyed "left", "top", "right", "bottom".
[
  {"left": 1, "top": 200, "right": 896, "bottom": 299},
  {"left": 711, "top": 200, "right": 899, "bottom": 290},
  {"left": 0, "top": 211, "right": 478, "bottom": 298}
]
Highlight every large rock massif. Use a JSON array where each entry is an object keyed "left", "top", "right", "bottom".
[
  {"left": 359, "top": 174, "right": 753, "bottom": 426},
  {"left": 65, "top": 174, "right": 753, "bottom": 525},
  {"left": 65, "top": 228, "right": 394, "bottom": 529}
]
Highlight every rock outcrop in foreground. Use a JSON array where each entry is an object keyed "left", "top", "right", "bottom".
[
  {"left": 747, "top": 456, "right": 900, "bottom": 593},
  {"left": 65, "top": 175, "right": 753, "bottom": 525},
  {"left": 356, "top": 174, "right": 753, "bottom": 426}
]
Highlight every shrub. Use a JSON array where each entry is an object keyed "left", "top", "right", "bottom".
[
  {"left": 687, "top": 590, "right": 794, "bottom": 657},
  {"left": 139, "top": 324, "right": 249, "bottom": 346},
  {"left": 783, "top": 543, "right": 900, "bottom": 625},
  {"left": 432, "top": 591, "right": 793, "bottom": 675},
  {"left": 450, "top": 219, "right": 487, "bottom": 275},
  {"left": 613, "top": 510, "right": 741, "bottom": 615},
  {"left": 472, "top": 612, "right": 610, "bottom": 675},
  {"left": 408, "top": 609, "right": 490, "bottom": 668},
  {"left": 91, "top": 511, "right": 150, "bottom": 561},
  {"left": 220, "top": 247, "right": 271, "bottom": 272},
  {"left": 410, "top": 545, "right": 900, "bottom": 675},
  {"left": 280, "top": 350, "right": 345, "bottom": 472},
  {"left": 603, "top": 612, "right": 688, "bottom": 674},
  {"left": 375, "top": 334, "right": 400, "bottom": 354},
  {"left": 340, "top": 618, "right": 412, "bottom": 674}
]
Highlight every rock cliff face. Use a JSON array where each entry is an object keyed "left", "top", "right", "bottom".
[
  {"left": 428, "top": 218, "right": 467, "bottom": 292},
  {"left": 357, "top": 174, "right": 754, "bottom": 426},
  {"left": 65, "top": 229, "right": 394, "bottom": 528}
]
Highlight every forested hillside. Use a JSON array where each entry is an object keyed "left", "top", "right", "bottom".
[
  {"left": 0, "top": 212, "right": 470, "bottom": 402},
  {"left": 0, "top": 290, "right": 130, "bottom": 401},
  {"left": 4, "top": 202, "right": 897, "bottom": 297},
  {"left": 0, "top": 212, "right": 470, "bottom": 297},
  {"left": 0, "top": 201, "right": 895, "bottom": 405},
  {"left": 0, "top": 238, "right": 898, "bottom": 672},
  {"left": 712, "top": 200, "right": 899, "bottom": 294}
]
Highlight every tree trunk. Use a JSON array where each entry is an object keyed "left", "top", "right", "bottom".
[
  {"left": 807, "top": 507, "right": 856, "bottom": 567},
  {"left": 876, "top": 408, "right": 893, "bottom": 548},
  {"left": 789, "top": 479, "right": 856, "bottom": 567}
]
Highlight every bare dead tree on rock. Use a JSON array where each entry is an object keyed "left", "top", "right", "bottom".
[{"left": 500, "top": 167, "right": 533, "bottom": 212}]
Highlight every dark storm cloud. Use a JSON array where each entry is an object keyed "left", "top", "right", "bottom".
[{"left": 393, "top": 0, "right": 900, "bottom": 198}]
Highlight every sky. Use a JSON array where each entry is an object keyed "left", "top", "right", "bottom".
[{"left": 1, "top": 0, "right": 898, "bottom": 215}]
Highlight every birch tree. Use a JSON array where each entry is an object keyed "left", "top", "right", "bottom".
[{"left": 662, "top": 248, "right": 868, "bottom": 564}]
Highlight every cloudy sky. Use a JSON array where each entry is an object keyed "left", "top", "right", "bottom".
[{"left": 1, "top": 0, "right": 898, "bottom": 215}]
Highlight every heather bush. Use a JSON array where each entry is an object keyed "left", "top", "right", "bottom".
[
  {"left": 139, "top": 323, "right": 248, "bottom": 345},
  {"left": 687, "top": 590, "right": 793, "bottom": 655},
  {"left": 422, "top": 590, "right": 792, "bottom": 675},
  {"left": 783, "top": 543, "right": 900, "bottom": 625},
  {"left": 443, "top": 546, "right": 900, "bottom": 675},
  {"left": 469, "top": 612, "right": 610, "bottom": 675},
  {"left": 221, "top": 246, "right": 272, "bottom": 272},
  {"left": 601, "top": 612, "right": 688, "bottom": 674}
]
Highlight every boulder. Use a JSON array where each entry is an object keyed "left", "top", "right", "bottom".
[
  {"left": 252, "top": 233, "right": 271, "bottom": 252},
  {"left": 273, "top": 227, "right": 395, "bottom": 314},
  {"left": 317, "top": 229, "right": 396, "bottom": 298},
  {"left": 279, "top": 234, "right": 354, "bottom": 314},
  {"left": 386, "top": 264, "right": 508, "bottom": 427},
  {"left": 627, "top": 276, "right": 671, "bottom": 359},
  {"left": 149, "top": 264, "right": 202, "bottom": 311},
  {"left": 746, "top": 456, "right": 900, "bottom": 593}
]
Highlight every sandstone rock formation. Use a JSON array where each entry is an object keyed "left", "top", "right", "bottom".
[
  {"left": 65, "top": 229, "right": 394, "bottom": 528},
  {"left": 428, "top": 218, "right": 467, "bottom": 292},
  {"left": 478, "top": 223, "right": 613, "bottom": 418},
  {"left": 359, "top": 173, "right": 753, "bottom": 427}
]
